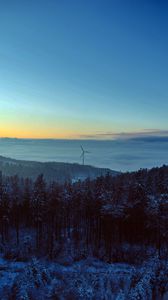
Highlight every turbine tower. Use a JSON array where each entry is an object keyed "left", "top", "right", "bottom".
[{"left": 80, "top": 146, "right": 90, "bottom": 165}]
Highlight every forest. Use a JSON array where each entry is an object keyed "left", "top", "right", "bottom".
[
  {"left": 0, "top": 165, "right": 168, "bottom": 299},
  {"left": 0, "top": 155, "right": 117, "bottom": 183}
]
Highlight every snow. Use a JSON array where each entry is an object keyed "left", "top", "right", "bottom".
[
  {"left": 0, "top": 254, "right": 167, "bottom": 299},
  {"left": 0, "top": 257, "right": 27, "bottom": 299}
]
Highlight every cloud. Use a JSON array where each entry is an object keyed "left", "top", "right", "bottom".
[{"left": 78, "top": 129, "right": 168, "bottom": 140}]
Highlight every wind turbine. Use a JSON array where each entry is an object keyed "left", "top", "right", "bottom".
[{"left": 80, "top": 146, "right": 90, "bottom": 165}]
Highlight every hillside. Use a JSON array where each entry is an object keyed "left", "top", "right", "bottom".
[
  {"left": 0, "top": 165, "right": 167, "bottom": 299},
  {"left": 0, "top": 155, "right": 119, "bottom": 182}
]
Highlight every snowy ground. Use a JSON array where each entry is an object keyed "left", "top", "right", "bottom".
[
  {"left": 0, "top": 255, "right": 167, "bottom": 299},
  {"left": 0, "top": 258, "right": 26, "bottom": 295}
]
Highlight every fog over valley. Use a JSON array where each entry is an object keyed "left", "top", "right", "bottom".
[{"left": 0, "top": 137, "right": 167, "bottom": 172}]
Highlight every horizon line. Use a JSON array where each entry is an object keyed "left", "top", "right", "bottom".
[{"left": 0, "top": 135, "right": 168, "bottom": 141}]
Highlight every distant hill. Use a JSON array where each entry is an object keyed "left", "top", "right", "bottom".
[{"left": 0, "top": 156, "right": 119, "bottom": 183}]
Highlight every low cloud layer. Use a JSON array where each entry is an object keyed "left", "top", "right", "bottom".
[{"left": 79, "top": 129, "right": 168, "bottom": 140}]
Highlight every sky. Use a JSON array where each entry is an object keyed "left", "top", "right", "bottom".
[{"left": 0, "top": 0, "right": 168, "bottom": 139}]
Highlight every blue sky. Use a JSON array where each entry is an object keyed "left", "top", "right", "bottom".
[{"left": 0, "top": 0, "right": 168, "bottom": 138}]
